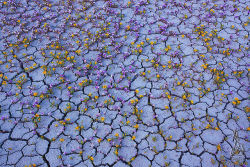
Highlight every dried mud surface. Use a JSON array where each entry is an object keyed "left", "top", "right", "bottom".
[{"left": 0, "top": 0, "right": 249, "bottom": 167}]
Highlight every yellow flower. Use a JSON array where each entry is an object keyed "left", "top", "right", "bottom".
[
  {"left": 89, "top": 156, "right": 94, "bottom": 161},
  {"left": 100, "top": 117, "right": 105, "bottom": 122},
  {"left": 134, "top": 124, "right": 139, "bottom": 129},
  {"left": 165, "top": 106, "right": 169, "bottom": 110},
  {"left": 115, "top": 133, "right": 119, "bottom": 137},
  {"left": 205, "top": 124, "right": 210, "bottom": 129},
  {"left": 114, "top": 149, "right": 118, "bottom": 155},
  {"left": 131, "top": 136, "right": 136, "bottom": 140},
  {"left": 59, "top": 138, "right": 64, "bottom": 142},
  {"left": 33, "top": 92, "right": 38, "bottom": 96},
  {"left": 182, "top": 95, "right": 186, "bottom": 100},
  {"left": 217, "top": 144, "right": 221, "bottom": 151}
]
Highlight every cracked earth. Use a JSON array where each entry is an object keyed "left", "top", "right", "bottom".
[{"left": 0, "top": 0, "right": 249, "bottom": 167}]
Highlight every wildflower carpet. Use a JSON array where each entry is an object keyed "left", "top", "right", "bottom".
[{"left": 0, "top": 0, "right": 249, "bottom": 166}]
